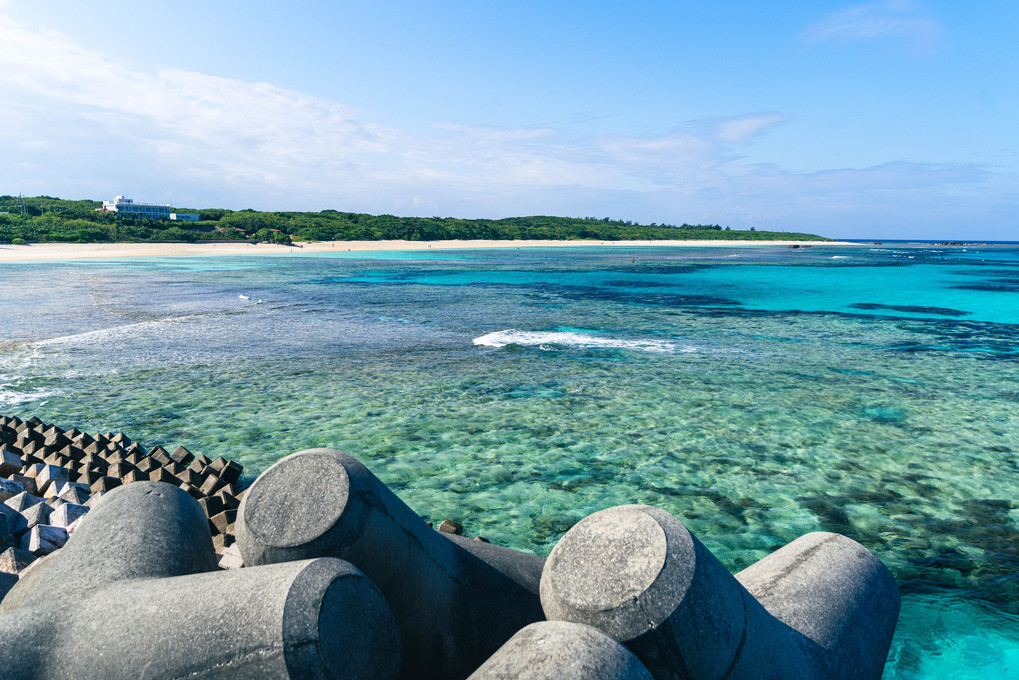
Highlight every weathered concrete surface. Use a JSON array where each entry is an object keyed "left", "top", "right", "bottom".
[
  {"left": 540, "top": 504, "right": 899, "bottom": 680},
  {"left": 735, "top": 531, "right": 900, "bottom": 680},
  {"left": 0, "top": 481, "right": 401, "bottom": 680},
  {"left": 467, "top": 621, "right": 653, "bottom": 680},
  {"left": 237, "top": 448, "right": 546, "bottom": 680}
]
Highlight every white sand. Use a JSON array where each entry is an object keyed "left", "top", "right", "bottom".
[{"left": 0, "top": 239, "right": 855, "bottom": 262}]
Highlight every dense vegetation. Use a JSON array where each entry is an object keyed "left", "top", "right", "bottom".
[{"left": 0, "top": 195, "right": 830, "bottom": 244}]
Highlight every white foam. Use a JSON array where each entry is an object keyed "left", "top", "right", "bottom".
[
  {"left": 472, "top": 329, "right": 693, "bottom": 354},
  {"left": 0, "top": 348, "right": 57, "bottom": 407},
  {"left": 32, "top": 315, "right": 206, "bottom": 348}
]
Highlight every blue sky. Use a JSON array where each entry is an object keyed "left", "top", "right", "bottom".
[{"left": 1, "top": 1, "right": 1016, "bottom": 239}]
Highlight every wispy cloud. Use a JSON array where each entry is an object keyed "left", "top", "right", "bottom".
[
  {"left": 803, "top": 1, "right": 941, "bottom": 51},
  {"left": 0, "top": 10, "right": 1007, "bottom": 238},
  {"left": 0, "top": 13, "right": 792, "bottom": 207}
]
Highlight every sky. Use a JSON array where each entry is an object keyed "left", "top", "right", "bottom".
[{"left": 0, "top": 1, "right": 1016, "bottom": 239}]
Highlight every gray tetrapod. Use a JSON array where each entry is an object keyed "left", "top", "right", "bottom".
[
  {"left": 540, "top": 504, "right": 899, "bottom": 680},
  {"left": 236, "top": 448, "right": 546, "bottom": 680},
  {"left": 0, "top": 481, "right": 400, "bottom": 680}
]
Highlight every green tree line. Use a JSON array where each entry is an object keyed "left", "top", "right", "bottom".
[{"left": 0, "top": 195, "right": 831, "bottom": 244}]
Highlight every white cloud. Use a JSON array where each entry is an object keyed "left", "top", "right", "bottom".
[
  {"left": 0, "top": 10, "right": 1010, "bottom": 239},
  {"left": 803, "top": 1, "right": 940, "bottom": 51},
  {"left": 0, "top": 13, "right": 761, "bottom": 206},
  {"left": 713, "top": 114, "right": 789, "bottom": 143}
]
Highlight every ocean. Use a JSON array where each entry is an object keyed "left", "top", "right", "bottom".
[{"left": 1, "top": 242, "right": 1017, "bottom": 677}]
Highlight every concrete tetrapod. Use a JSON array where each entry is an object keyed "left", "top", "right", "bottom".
[
  {"left": 0, "top": 481, "right": 401, "bottom": 680},
  {"left": 467, "top": 621, "right": 654, "bottom": 680},
  {"left": 539, "top": 505, "right": 899, "bottom": 680},
  {"left": 235, "top": 448, "right": 546, "bottom": 680}
]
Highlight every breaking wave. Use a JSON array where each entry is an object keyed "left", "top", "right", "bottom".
[{"left": 472, "top": 329, "right": 693, "bottom": 354}]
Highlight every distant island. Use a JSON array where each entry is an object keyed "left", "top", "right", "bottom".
[{"left": 0, "top": 195, "right": 831, "bottom": 245}]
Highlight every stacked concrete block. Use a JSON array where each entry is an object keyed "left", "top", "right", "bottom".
[
  {"left": 0, "top": 481, "right": 401, "bottom": 679},
  {"left": 0, "top": 414, "right": 248, "bottom": 577},
  {"left": 236, "top": 448, "right": 547, "bottom": 680},
  {"left": 539, "top": 504, "right": 900, "bottom": 680}
]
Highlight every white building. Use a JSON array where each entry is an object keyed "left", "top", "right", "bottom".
[{"left": 98, "top": 196, "right": 199, "bottom": 221}]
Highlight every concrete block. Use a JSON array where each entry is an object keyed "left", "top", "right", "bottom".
[
  {"left": 20, "top": 453, "right": 43, "bottom": 469},
  {"left": 179, "top": 482, "right": 203, "bottom": 500},
  {"left": 106, "top": 462, "right": 137, "bottom": 480},
  {"left": 219, "top": 460, "right": 243, "bottom": 485},
  {"left": 54, "top": 482, "right": 90, "bottom": 498},
  {"left": 467, "top": 621, "right": 653, "bottom": 680},
  {"left": 218, "top": 542, "right": 244, "bottom": 570},
  {"left": 198, "top": 495, "right": 226, "bottom": 518},
  {"left": 4, "top": 491, "right": 44, "bottom": 513},
  {"left": 22, "top": 463, "right": 45, "bottom": 479},
  {"left": 214, "top": 488, "right": 240, "bottom": 511},
  {"left": 148, "top": 445, "right": 170, "bottom": 463},
  {"left": 84, "top": 491, "right": 105, "bottom": 508},
  {"left": 237, "top": 448, "right": 545, "bottom": 680},
  {"left": 148, "top": 467, "right": 180, "bottom": 485},
  {"left": 135, "top": 457, "right": 160, "bottom": 473},
  {"left": 12, "top": 503, "right": 52, "bottom": 538},
  {"left": 0, "top": 449, "right": 21, "bottom": 477},
  {"left": 43, "top": 432, "right": 70, "bottom": 450},
  {"left": 540, "top": 505, "right": 899, "bottom": 680},
  {"left": 10, "top": 475, "right": 36, "bottom": 497},
  {"left": 180, "top": 467, "right": 203, "bottom": 487},
  {"left": 22, "top": 524, "right": 68, "bottom": 555},
  {"left": 210, "top": 509, "right": 236, "bottom": 535},
  {"left": 79, "top": 453, "right": 107, "bottom": 471},
  {"left": 89, "top": 476, "right": 122, "bottom": 494},
  {"left": 74, "top": 470, "right": 103, "bottom": 487},
  {"left": 199, "top": 473, "right": 223, "bottom": 496},
  {"left": 0, "top": 547, "right": 36, "bottom": 574},
  {"left": 121, "top": 469, "right": 147, "bottom": 485},
  {"left": 0, "top": 482, "right": 402, "bottom": 679},
  {"left": 212, "top": 533, "right": 232, "bottom": 552},
  {"left": 35, "top": 465, "right": 71, "bottom": 495},
  {"left": 170, "top": 445, "right": 194, "bottom": 466},
  {"left": 0, "top": 478, "right": 25, "bottom": 502},
  {"left": 52, "top": 503, "right": 89, "bottom": 529}
]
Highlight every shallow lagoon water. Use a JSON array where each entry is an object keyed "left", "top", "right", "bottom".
[{"left": 1, "top": 243, "right": 1017, "bottom": 678}]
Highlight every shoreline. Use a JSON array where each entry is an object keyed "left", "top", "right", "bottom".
[{"left": 0, "top": 239, "right": 855, "bottom": 262}]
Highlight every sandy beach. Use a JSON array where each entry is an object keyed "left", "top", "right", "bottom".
[{"left": 0, "top": 239, "right": 855, "bottom": 262}]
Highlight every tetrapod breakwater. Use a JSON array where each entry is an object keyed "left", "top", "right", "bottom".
[{"left": 1, "top": 419, "right": 901, "bottom": 679}]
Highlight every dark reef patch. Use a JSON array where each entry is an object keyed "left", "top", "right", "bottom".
[{"left": 849, "top": 302, "right": 971, "bottom": 317}]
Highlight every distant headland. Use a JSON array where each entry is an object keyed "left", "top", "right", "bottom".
[{"left": 0, "top": 195, "right": 832, "bottom": 245}]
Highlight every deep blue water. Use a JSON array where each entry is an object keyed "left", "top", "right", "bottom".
[{"left": 1, "top": 242, "right": 1017, "bottom": 677}]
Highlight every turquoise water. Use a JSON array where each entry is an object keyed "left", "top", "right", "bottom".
[{"left": 1, "top": 243, "right": 1017, "bottom": 677}]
